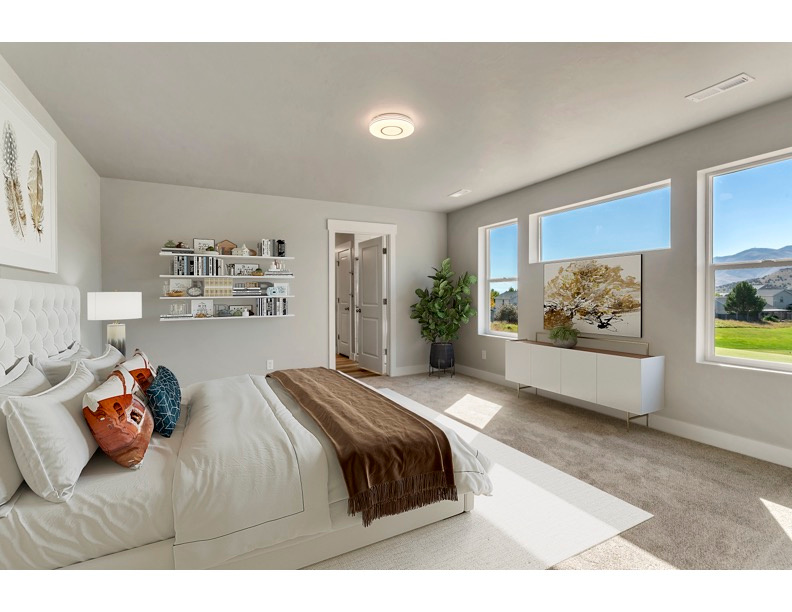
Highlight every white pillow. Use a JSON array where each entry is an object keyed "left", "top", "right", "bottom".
[
  {"left": 34, "top": 344, "right": 123, "bottom": 386},
  {"left": 56, "top": 342, "right": 92, "bottom": 361},
  {"left": 2, "top": 361, "right": 99, "bottom": 503},
  {"left": 0, "top": 360, "right": 52, "bottom": 505}
]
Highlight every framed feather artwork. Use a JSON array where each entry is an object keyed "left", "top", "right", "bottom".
[{"left": 0, "top": 80, "right": 57, "bottom": 273}]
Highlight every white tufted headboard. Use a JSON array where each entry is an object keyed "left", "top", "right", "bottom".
[{"left": 0, "top": 279, "right": 81, "bottom": 372}]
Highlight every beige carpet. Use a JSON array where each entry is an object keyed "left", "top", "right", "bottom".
[
  {"left": 308, "top": 389, "right": 650, "bottom": 570},
  {"left": 363, "top": 373, "right": 792, "bottom": 570}
]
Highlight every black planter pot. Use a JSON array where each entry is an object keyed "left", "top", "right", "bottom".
[{"left": 429, "top": 342, "right": 455, "bottom": 376}]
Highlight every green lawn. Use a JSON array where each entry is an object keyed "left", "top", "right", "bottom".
[
  {"left": 714, "top": 322, "right": 792, "bottom": 363},
  {"left": 491, "top": 322, "right": 518, "bottom": 333}
]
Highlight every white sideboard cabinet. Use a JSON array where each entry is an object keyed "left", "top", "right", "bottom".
[{"left": 505, "top": 340, "right": 664, "bottom": 428}]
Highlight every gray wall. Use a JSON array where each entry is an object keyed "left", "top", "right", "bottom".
[
  {"left": 449, "top": 96, "right": 792, "bottom": 456},
  {"left": 100, "top": 179, "right": 446, "bottom": 386},
  {"left": 0, "top": 55, "right": 102, "bottom": 354}
]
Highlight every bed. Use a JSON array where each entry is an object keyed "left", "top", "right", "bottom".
[{"left": 0, "top": 279, "right": 493, "bottom": 570}]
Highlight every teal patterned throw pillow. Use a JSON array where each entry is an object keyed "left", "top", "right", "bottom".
[{"left": 145, "top": 366, "right": 181, "bottom": 437}]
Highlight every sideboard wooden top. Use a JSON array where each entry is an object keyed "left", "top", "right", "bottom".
[{"left": 513, "top": 339, "right": 657, "bottom": 359}]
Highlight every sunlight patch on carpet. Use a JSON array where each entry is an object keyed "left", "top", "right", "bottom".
[
  {"left": 762, "top": 498, "right": 792, "bottom": 541},
  {"left": 444, "top": 393, "right": 503, "bottom": 428}
]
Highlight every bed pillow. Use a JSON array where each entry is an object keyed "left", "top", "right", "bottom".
[
  {"left": 33, "top": 344, "right": 124, "bottom": 386},
  {"left": 56, "top": 342, "right": 92, "bottom": 361},
  {"left": 0, "top": 360, "right": 52, "bottom": 505},
  {"left": 83, "top": 367, "right": 154, "bottom": 469},
  {"left": 120, "top": 350, "right": 156, "bottom": 392},
  {"left": 145, "top": 366, "right": 181, "bottom": 438},
  {"left": 2, "top": 361, "right": 99, "bottom": 503}
]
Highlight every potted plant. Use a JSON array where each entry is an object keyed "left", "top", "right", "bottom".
[
  {"left": 549, "top": 322, "right": 579, "bottom": 348},
  {"left": 410, "top": 258, "right": 477, "bottom": 373}
]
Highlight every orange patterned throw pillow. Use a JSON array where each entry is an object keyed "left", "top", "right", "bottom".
[
  {"left": 82, "top": 368, "right": 153, "bottom": 469},
  {"left": 120, "top": 349, "right": 156, "bottom": 391}
]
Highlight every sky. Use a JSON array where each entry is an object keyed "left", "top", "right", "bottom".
[
  {"left": 489, "top": 223, "right": 518, "bottom": 280},
  {"left": 713, "top": 157, "right": 792, "bottom": 258},
  {"left": 540, "top": 186, "right": 671, "bottom": 262}
]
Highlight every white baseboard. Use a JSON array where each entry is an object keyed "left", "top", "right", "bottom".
[
  {"left": 455, "top": 364, "right": 509, "bottom": 386},
  {"left": 390, "top": 364, "right": 429, "bottom": 377},
  {"left": 456, "top": 363, "right": 792, "bottom": 469}
]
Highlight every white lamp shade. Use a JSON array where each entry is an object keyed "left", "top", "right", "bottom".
[{"left": 87, "top": 292, "right": 142, "bottom": 321}]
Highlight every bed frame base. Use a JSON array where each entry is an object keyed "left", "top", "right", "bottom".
[{"left": 63, "top": 494, "right": 473, "bottom": 570}]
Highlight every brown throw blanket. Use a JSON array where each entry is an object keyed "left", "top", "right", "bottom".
[{"left": 268, "top": 367, "right": 457, "bottom": 526}]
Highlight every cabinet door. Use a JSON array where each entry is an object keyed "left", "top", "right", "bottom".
[
  {"left": 529, "top": 344, "right": 561, "bottom": 393},
  {"left": 505, "top": 341, "right": 531, "bottom": 386},
  {"left": 596, "top": 354, "right": 641, "bottom": 413},
  {"left": 560, "top": 349, "right": 597, "bottom": 403}
]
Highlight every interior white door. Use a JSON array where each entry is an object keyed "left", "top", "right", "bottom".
[
  {"left": 357, "top": 236, "right": 385, "bottom": 374},
  {"left": 336, "top": 247, "right": 352, "bottom": 357}
]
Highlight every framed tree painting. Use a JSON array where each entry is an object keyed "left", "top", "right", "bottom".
[
  {"left": 0, "top": 80, "right": 57, "bottom": 273},
  {"left": 544, "top": 254, "right": 642, "bottom": 337}
]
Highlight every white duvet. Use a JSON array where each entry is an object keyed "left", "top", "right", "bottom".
[{"left": 174, "top": 374, "right": 493, "bottom": 569}]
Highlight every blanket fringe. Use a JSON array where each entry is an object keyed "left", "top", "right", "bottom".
[{"left": 347, "top": 471, "right": 458, "bottom": 527}]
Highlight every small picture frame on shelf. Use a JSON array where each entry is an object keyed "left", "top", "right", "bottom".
[
  {"left": 214, "top": 304, "right": 231, "bottom": 317},
  {"left": 193, "top": 238, "right": 215, "bottom": 253},
  {"left": 230, "top": 263, "right": 258, "bottom": 276},
  {"left": 191, "top": 299, "right": 214, "bottom": 318},
  {"left": 228, "top": 305, "right": 252, "bottom": 317},
  {"left": 269, "top": 283, "right": 289, "bottom": 296}
]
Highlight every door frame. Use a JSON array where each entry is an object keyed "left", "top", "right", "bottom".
[
  {"left": 335, "top": 241, "right": 353, "bottom": 358},
  {"left": 327, "top": 220, "right": 396, "bottom": 376}
]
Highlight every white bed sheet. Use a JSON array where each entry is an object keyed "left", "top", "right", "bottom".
[{"left": 0, "top": 414, "right": 185, "bottom": 570}]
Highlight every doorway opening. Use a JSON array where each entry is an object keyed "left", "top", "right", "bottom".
[{"left": 328, "top": 220, "right": 396, "bottom": 377}]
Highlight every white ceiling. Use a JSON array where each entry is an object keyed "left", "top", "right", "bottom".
[{"left": 2, "top": 42, "right": 792, "bottom": 213}]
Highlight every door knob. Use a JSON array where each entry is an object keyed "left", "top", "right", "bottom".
[
  {"left": 344, "top": 307, "right": 350, "bottom": 311},
  {"left": 356, "top": 308, "right": 362, "bottom": 313}
]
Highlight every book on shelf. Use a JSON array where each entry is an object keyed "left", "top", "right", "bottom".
[
  {"left": 260, "top": 238, "right": 287, "bottom": 257},
  {"left": 254, "top": 297, "right": 288, "bottom": 317},
  {"left": 170, "top": 254, "right": 225, "bottom": 276}
]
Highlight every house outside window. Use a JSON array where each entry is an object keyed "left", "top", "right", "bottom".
[
  {"left": 478, "top": 220, "right": 518, "bottom": 337},
  {"left": 700, "top": 150, "right": 792, "bottom": 372}
]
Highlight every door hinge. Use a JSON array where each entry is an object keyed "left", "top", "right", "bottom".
[
  {"left": 337, "top": 334, "right": 340, "bottom": 340},
  {"left": 337, "top": 297, "right": 340, "bottom": 303},
  {"left": 384, "top": 348, "right": 388, "bottom": 356},
  {"left": 383, "top": 298, "right": 388, "bottom": 305},
  {"left": 337, "top": 260, "right": 340, "bottom": 266},
  {"left": 382, "top": 247, "right": 387, "bottom": 255}
]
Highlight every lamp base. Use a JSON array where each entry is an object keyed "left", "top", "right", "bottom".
[{"left": 107, "top": 323, "right": 127, "bottom": 357}]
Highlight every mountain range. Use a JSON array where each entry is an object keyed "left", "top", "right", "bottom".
[{"left": 714, "top": 245, "right": 792, "bottom": 289}]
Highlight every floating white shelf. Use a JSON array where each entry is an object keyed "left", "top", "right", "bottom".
[
  {"left": 160, "top": 314, "right": 295, "bottom": 322},
  {"left": 159, "top": 295, "right": 295, "bottom": 300},
  {"left": 159, "top": 252, "right": 294, "bottom": 260},
  {"left": 159, "top": 275, "right": 294, "bottom": 279}
]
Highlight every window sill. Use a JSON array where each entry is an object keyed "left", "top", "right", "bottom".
[
  {"left": 698, "top": 356, "right": 792, "bottom": 376},
  {"left": 478, "top": 331, "right": 518, "bottom": 340}
]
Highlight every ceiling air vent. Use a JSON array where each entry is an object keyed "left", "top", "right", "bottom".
[{"left": 685, "top": 73, "right": 755, "bottom": 103}]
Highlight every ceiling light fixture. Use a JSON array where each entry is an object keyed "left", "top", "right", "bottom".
[
  {"left": 685, "top": 73, "right": 755, "bottom": 103},
  {"left": 448, "top": 189, "right": 472, "bottom": 198},
  {"left": 369, "top": 113, "right": 415, "bottom": 140}
]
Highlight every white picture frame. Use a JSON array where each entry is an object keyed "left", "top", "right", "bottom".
[
  {"left": 543, "top": 254, "right": 642, "bottom": 338},
  {"left": 0, "top": 80, "right": 58, "bottom": 273},
  {"left": 272, "top": 282, "right": 289, "bottom": 295},
  {"left": 193, "top": 238, "right": 215, "bottom": 253}
]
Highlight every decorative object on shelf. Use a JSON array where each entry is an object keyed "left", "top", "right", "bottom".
[
  {"left": 215, "top": 304, "right": 231, "bottom": 317},
  {"left": 206, "top": 246, "right": 216, "bottom": 252},
  {"left": 229, "top": 305, "right": 251, "bottom": 317},
  {"left": 265, "top": 259, "right": 293, "bottom": 276},
  {"left": 216, "top": 239, "right": 237, "bottom": 255},
  {"left": 163, "top": 240, "right": 176, "bottom": 248},
  {"left": 231, "top": 243, "right": 252, "bottom": 257},
  {"left": 193, "top": 238, "right": 215, "bottom": 253},
  {"left": 251, "top": 267, "right": 264, "bottom": 276},
  {"left": 0, "top": 83, "right": 57, "bottom": 273},
  {"left": 87, "top": 291, "right": 143, "bottom": 356},
  {"left": 191, "top": 299, "right": 213, "bottom": 318},
  {"left": 175, "top": 241, "right": 189, "bottom": 249},
  {"left": 187, "top": 280, "right": 203, "bottom": 297},
  {"left": 549, "top": 322, "right": 580, "bottom": 348},
  {"left": 270, "top": 282, "right": 289, "bottom": 295},
  {"left": 410, "top": 258, "right": 477, "bottom": 376},
  {"left": 229, "top": 262, "right": 258, "bottom": 276},
  {"left": 261, "top": 238, "right": 286, "bottom": 257},
  {"left": 544, "top": 254, "right": 642, "bottom": 338},
  {"left": 169, "top": 303, "right": 187, "bottom": 316}
]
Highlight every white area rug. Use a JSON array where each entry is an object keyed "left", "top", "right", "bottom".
[{"left": 308, "top": 389, "right": 652, "bottom": 570}]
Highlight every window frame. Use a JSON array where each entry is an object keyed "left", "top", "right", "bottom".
[
  {"left": 529, "top": 179, "right": 672, "bottom": 264},
  {"left": 478, "top": 219, "right": 519, "bottom": 339},
  {"left": 699, "top": 147, "right": 792, "bottom": 374}
]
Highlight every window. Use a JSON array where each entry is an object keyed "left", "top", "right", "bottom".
[
  {"left": 533, "top": 181, "right": 671, "bottom": 262},
  {"left": 479, "top": 220, "right": 518, "bottom": 337},
  {"left": 702, "top": 151, "right": 792, "bottom": 372}
]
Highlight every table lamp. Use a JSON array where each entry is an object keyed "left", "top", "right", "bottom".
[{"left": 87, "top": 292, "right": 142, "bottom": 356}]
